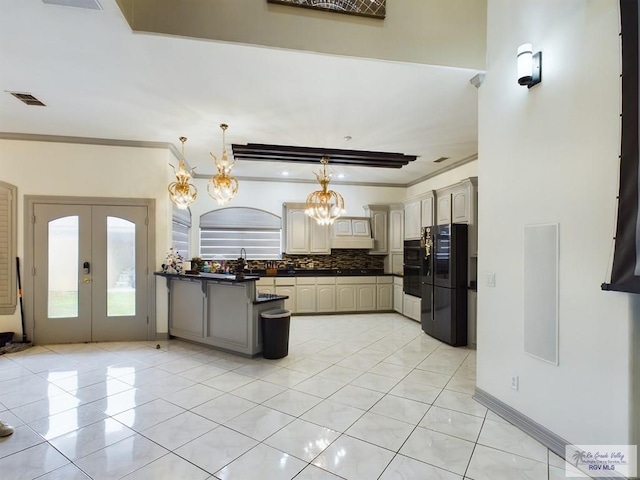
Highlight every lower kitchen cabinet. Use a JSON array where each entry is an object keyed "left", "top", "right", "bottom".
[
  {"left": 357, "top": 284, "right": 376, "bottom": 311},
  {"left": 393, "top": 283, "right": 403, "bottom": 313},
  {"left": 317, "top": 281, "right": 336, "bottom": 312},
  {"left": 336, "top": 284, "right": 357, "bottom": 311},
  {"left": 257, "top": 274, "right": 395, "bottom": 314},
  {"left": 403, "top": 293, "right": 421, "bottom": 322},
  {"left": 275, "top": 277, "right": 296, "bottom": 313},
  {"left": 376, "top": 276, "right": 393, "bottom": 311},
  {"left": 255, "top": 277, "right": 275, "bottom": 295},
  {"left": 377, "top": 284, "right": 393, "bottom": 310},
  {"left": 393, "top": 276, "right": 404, "bottom": 314},
  {"left": 296, "top": 278, "right": 316, "bottom": 313}
]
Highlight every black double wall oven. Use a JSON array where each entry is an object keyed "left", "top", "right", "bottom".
[{"left": 403, "top": 240, "right": 422, "bottom": 297}]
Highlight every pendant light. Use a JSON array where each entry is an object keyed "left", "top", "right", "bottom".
[
  {"left": 305, "top": 157, "right": 346, "bottom": 225},
  {"left": 168, "top": 136, "right": 197, "bottom": 209},
  {"left": 207, "top": 123, "right": 239, "bottom": 205}
]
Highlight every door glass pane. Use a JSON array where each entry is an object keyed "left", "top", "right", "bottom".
[
  {"left": 107, "top": 217, "right": 136, "bottom": 317},
  {"left": 48, "top": 216, "right": 79, "bottom": 318}
]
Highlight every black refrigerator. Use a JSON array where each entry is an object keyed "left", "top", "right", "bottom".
[{"left": 421, "top": 224, "right": 468, "bottom": 346}]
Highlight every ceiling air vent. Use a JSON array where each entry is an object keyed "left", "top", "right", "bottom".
[
  {"left": 9, "top": 92, "right": 46, "bottom": 107},
  {"left": 433, "top": 156, "right": 450, "bottom": 163},
  {"left": 42, "top": 0, "right": 102, "bottom": 10}
]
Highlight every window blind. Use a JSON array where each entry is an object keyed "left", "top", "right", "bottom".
[
  {"left": 199, "top": 207, "right": 282, "bottom": 260},
  {"left": 172, "top": 206, "right": 191, "bottom": 260}
]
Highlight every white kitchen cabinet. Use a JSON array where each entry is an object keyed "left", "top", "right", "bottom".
[
  {"left": 283, "top": 203, "right": 330, "bottom": 255},
  {"left": 403, "top": 293, "right": 421, "bottom": 322},
  {"left": 336, "top": 284, "right": 357, "bottom": 311},
  {"left": 436, "top": 190, "right": 452, "bottom": 225},
  {"left": 385, "top": 253, "right": 404, "bottom": 276},
  {"left": 285, "top": 208, "right": 308, "bottom": 254},
  {"left": 404, "top": 200, "right": 421, "bottom": 240},
  {"left": 255, "top": 277, "right": 275, "bottom": 295},
  {"left": 452, "top": 186, "right": 470, "bottom": 224},
  {"left": 364, "top": 205, "right": 389, "bottom": 255},
  {"left": 421, "top": 191, "right": 435, "bottom": 228},
  {"left": 309, "top": 220, "right": 331, "bottom": 253},
  {"left": 275, "top": 277, "right": 296, "bottom": 313},
  {"left": 333, "top": 218, "right": 353, "bottom": 236},
  {"left": 334, "top": 217, "right": 371, "bottom": 236},
  {"left": 357, "top": 285, "right": 376, "bottom": 311},
  {"left": 317, "top": 283, "right": 336, "bottom": 312},
  {"left": 393, "top": 281, "right": 403, "bottom": 314},
  {"left": 389, "top": 204, "right": 404, "bottom": 253},
  {"left": 377, "top": 284, "right": 393, "bottom": 310},
  {"left": 296, "top": 277, "right": 316, "bottom": 313},
  {"left": 435, "top": 176, "right": 478, "bottom": 261}
]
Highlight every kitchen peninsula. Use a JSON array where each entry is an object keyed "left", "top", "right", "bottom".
[{"left": 156, "top": 272, "right": 287, "bottom": 357}]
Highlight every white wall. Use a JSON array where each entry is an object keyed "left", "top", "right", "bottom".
[
  {"left": 478, "top": 0, "right": 635, "bottom": 445},
  {"left": 0, "top": 139, "right": 173, "bottom": 339}
]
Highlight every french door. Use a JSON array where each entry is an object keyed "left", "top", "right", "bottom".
[{"left": 32, "top": 203, "right": 149, "bottom": 344}]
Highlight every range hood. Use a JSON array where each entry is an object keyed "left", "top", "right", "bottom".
[{"left": 331, "top": 217, "right": 374, "bottom": 249}]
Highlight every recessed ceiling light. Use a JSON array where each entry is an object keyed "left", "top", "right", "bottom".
[
  {"left": 337, "top": 173, "right": 346, "bottom": 179},
  {"left": 343, "top": 136, "right": 352, "bottom": 141},
  {"left": 281, "top": 171, "right": 289, "bottom": 176}
]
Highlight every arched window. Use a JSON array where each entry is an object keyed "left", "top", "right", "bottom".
[{"left": 199, "top": 207, "right": 282, "bottom": 260}]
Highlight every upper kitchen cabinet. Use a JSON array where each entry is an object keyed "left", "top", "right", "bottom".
[
  {"left": 364, "top": 205, "right": 389, "bottom": 255},
  {"left": 404, "top": 200, "right": 421, "bottom": 240},
  {"left": 434, "top": 177, "right": 478, "bottom": 255},
  {"left": 283, "top": 203, "right": 330, "bottom": 255},
  {"left": 437, "top": 191, "right": 452, "bottom": 225},
  {"left": 389, "top": 204, "right": 404, "bottom": 253},
  {"left": 435, "top": 178, "right": 477, "bottom": 227},
  {"left": 420, "top": 191, "right": 435, "bottom": 228},
  {"left": 331, "top": 217, "right": 374, "bottom": 249}
]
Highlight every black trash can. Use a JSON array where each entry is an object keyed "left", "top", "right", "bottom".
[{"left": 261, "top": 309, "right": 291, "bottom": 359}]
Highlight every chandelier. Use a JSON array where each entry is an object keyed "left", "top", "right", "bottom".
[
  {"left": 207, "top": 123, "right": 239, "bottom": 205},
  {"left": 305, "top": 157, "right": 346, "bottom": 225},
  {"left": 168, "top": 136, "right": 197, "bottom": 210}
]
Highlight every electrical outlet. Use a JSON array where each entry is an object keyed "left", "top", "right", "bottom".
[
  {"left": 485, "top": 272, "right": 496, "bottom": 287},
  {"left": 511, "top": 374, "right": 519, "bottom": 391}
]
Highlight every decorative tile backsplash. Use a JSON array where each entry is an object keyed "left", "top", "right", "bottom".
[{"left": 247, "top": 250, "right": 385, "bottom": 271}]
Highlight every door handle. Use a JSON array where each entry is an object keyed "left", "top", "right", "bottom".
[{"left": 82, "top": 277, "right": 91, "bottom": 284}]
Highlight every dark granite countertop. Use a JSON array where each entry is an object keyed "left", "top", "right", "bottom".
[{"left": 253, "top": 293, "right": 289, "bottom": 305}]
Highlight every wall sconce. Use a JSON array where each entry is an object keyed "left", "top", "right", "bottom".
[{"left": 517, "top": 43, "right": 542, "bottom": 88}]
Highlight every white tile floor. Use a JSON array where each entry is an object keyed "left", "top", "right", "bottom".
[{"left": 0, "top": 313, "right": 567, "bottom": 479}]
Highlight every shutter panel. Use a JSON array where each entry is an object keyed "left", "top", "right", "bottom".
[{"left": 0, "top": 182, "right": 17, "bottom": 315}]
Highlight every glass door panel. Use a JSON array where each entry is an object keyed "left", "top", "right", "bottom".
[
  {"left": 107, "top": 217, "right": 136, "bottom": 317},
  {"left": 47, "top": 216, "right": 79, "bottom": 318}
]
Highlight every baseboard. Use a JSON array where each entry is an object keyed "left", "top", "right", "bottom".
[
  {"left": 473, "top": 388, "right": 631, "bottom": 479},
  {"left": 474, "top": 388, "right": 569, "bottom": 458}
]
